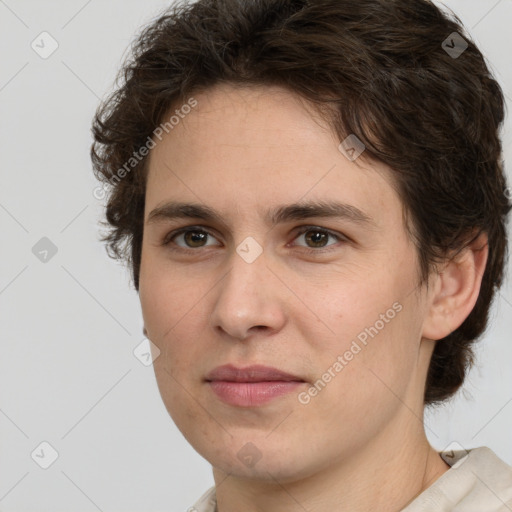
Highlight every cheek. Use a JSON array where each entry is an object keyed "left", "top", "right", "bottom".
[
  {"left": 139, "top": 255, "right": 195, "bottom": 336},
  {"left": 299, "top": 271, "right": 401, "bottom": 352},
  {"left": 139, "top": 274, "right": 169, "bottom": 337},
  {"left": 139, "top": 264, "right": 209, "bottom": 423},
  {"left": 302, "top": 305, "right": 420, "bottom": 445},
  {"left": 139, "top": 260, "right": 210, "bottom": 372},
  {"left": 301, "top": 267, "right": 420, "bottom": 397}
]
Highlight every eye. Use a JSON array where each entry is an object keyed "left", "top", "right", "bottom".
[
  {"left": 291, "top": 226, "right": 346, "bottom": 252},
  {"left": 162, "top": 225, "right": 347, "bottom": 253},
  {"left": 163, "top": 227, "right": 221, "bottom": 249}
]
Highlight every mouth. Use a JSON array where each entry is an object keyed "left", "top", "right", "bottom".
[{"left": 205, "top": 364, "right": 306, "bottom": 407}]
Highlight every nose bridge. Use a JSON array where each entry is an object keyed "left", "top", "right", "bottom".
[
  {"left": 220, "top": 243, "right": 269, "bottom": 316},
  {"left": 210, "top": 242, "right": 285, "bottom": 339}
]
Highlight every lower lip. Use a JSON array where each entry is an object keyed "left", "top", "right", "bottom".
[{"left": 207, "top": 380, "right": 304, "bottom": 407}]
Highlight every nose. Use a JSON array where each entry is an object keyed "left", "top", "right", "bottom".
[{"left": 209, "top": 245, "right": 287, "bottom": 341}]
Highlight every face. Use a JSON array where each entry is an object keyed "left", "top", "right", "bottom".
[{"left": 139, "top": 83, "right": 434, "bottom": 483}]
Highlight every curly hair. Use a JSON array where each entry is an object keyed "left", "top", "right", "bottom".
[{"left": 90, "top": 0, "right": 511, "bottom": 405}]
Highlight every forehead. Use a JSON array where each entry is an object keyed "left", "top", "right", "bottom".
[{"left": 145, "top": 83, "right": 402, "bottom": 226}]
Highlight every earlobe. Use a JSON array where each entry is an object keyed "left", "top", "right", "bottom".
[{"left": 422, "top": 232, "right": 488, "bottom": 341}]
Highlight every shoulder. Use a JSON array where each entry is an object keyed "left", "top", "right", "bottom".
[
  {"left": 190, "top": 486, "right": 217, "bottom": 512},
  {"left": 402, "top": 447, "right": 512, "bottom": 511}
]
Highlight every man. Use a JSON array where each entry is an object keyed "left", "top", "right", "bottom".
[{"left": 91, "top": 0, "right": 512, "bottom": 510}]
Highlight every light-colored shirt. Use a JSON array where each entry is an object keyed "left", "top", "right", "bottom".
[{"left": 190, "top": 447, "right": 512, "bottom": 512}]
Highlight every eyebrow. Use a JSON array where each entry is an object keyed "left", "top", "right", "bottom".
[{"left": 146, "top": 200, "right": 377, "bottom": 229}]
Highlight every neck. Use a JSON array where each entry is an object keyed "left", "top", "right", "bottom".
[{"left": 212, "top": 415, "right": 450, "bottom": 512}]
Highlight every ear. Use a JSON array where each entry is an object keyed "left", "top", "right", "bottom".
[{"left": 422, "top": 231, "right": 489, "bottom": 341}]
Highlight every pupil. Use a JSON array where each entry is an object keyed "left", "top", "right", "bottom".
[
  {"left": 306, "top": 230, "right": 326, "bottom": 247},
  {"left": 186, "top": 231, "right": 206, "bottom": 247}
]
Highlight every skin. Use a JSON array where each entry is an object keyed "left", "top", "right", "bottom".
[{"left": 138, "top": 82, "right": 488, "bottom": 512}]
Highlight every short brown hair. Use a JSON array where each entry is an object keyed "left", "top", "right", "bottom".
[{"left": 91, "top": 0, "right": 511, "bottom": 405}]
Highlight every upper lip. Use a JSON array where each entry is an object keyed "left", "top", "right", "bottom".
[{"left": 205, "top": 364, "right": 305, "bottom": 382}]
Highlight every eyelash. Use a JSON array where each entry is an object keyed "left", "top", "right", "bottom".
[{"left": 161, "top": 225, "right": 348, "bottom": 255}]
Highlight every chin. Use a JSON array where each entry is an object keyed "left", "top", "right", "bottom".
[{"left": 195, "top": 434, "right": 323, "bottom": 484}]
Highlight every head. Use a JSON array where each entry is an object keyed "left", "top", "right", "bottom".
[{"left": 91, "top": 0, "right": 510, "bottom": 481}]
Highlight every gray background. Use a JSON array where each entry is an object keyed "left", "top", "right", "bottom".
[{"left": 1, "top": 1, "right": 511, "bottom": 511}]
